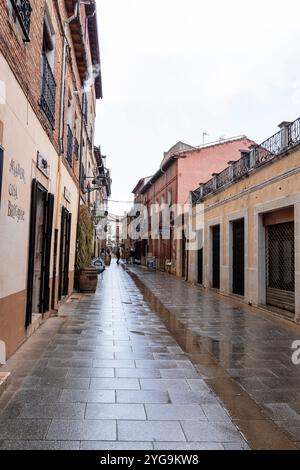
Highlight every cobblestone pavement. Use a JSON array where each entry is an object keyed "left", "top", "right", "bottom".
[
  {"left": 126, "top": 265, "right": 300, "bottom": 449},
  {"left": 0, "top": 263, "right": 251, "bottom": 450}
]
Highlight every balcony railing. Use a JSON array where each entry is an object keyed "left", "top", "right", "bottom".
[
  {"left": 217, "top": 167, "right": 231, "bottom": 189},
  {"left": 40, "top": 55, "right": 56, "bottom": 128},
  {"left": 233, "top": 153, "right": 250, "bottom": 179},
  {"left": 254, "top": 130, "right": 282, "bottom": 166},
  {"left": 197, "top": 117, "right": 300, "bottom": 202},
  {"left": 202, "top": 178, "right": 215, "bottom": 197},
  {"left": 11, "top": 0, "right": 32, "bottom": 42},
  {"left": 288, "top": 118, "right": 300, "bottom": 146},
  {"left": 66, "top": 125, "right": 73, "bottom": 167}
]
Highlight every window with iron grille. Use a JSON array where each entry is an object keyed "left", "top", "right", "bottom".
[
  {"left": 7, "top": 0, "right": 32, "bottom": 42},
  {"left": 266, "top": 222, "right": 295, "bottom": 292},
  {"left": 66, "top": 125, "right": 73, "bottom": 167},
  {"left": 40, "top": 12, "right": 56, "bottom": 127},
  {"left": 266, "top": 221, "right": 295, "bottom": 314}
]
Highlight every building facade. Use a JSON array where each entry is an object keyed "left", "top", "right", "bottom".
[
  {"left": 132, "top": 137, "right": 253, "bottom": 276},
  {"left": 0, "top": 0, "right": 103, "bottom": 359},
  {"left": 190, "top": 119, "right": 300, "bottom": 324},
  {"left": 93, "top": 147, "right": 112, "bottom": 257}
]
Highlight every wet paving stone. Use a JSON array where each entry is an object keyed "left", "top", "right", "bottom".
[
  {"left": 80, "top": 441, "right": 153, "bottom": 450},
  {"left": 0, "top": 440, "right": 81, "bottom": 450},
  {"left": 90, "top": 378, "right": 140, "bottom": 390},
  {"left": 19, "top": 403, "right": 86, "bottom": 419},
  {"left": 181, "top": 421, "right": 242, "bottom": 442},
  {"left": 59, "top": 389, "right": 116, "bottom": 404},
  {"left": 0, "top": 262, "right": 250, "bottom": 450},
  {"left": 202, "top": 404, "right": 232, "bottom": 422},
  {"left": 67, "top": 367, "right": 115, "bottom": 378},
  {"left": 85, "top": 403, "right": 146, "bottom": 420},
  {"left": 115, "top": 368, "right": 161, "bottom": 378},
  {"left": 116, "top": 390, "right": 170, "bottom": 404},
  {"left": 127, "top": 265, "right": 300, "bottom": 448},
  {"left": 153, "top": 442, "right": 224, "bottom": 450},
  {"left": 145, "top": 404, "right": 206, "bottom": 421},
  {"left": 0, "top": 419, "right": 51, "bottom": 440},
  {"left": 168, "top": 390, "right": 218, "bottom": 405},
  {"left": 118, "top": 420, "right": 186, "bottom": 442},
  {"left": 46, "top": 419, "right": 116, "bottom": 441},
  {"left": 140, "top": 379, "right": 192, "bottom": 391}
]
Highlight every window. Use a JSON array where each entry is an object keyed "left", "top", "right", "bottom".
[
  {"left": 83, "top": 96, "right": 88, "bottom": 123},
  {"left": 40, "top": 9, "right": 56, "bottom": 127},
  {"left": 66, "top": 95, "right": 73, "bottom": 166},
  {"left": 74, "top": 114, "right": 79, "bottom": 161},
  {"left": 7, "top": 0, "right": 32, "bottom": 42}
]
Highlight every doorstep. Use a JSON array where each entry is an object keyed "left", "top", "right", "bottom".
[
  {"left": 0, "top": 372, "right": 10, "bottom": 397},
  {"left": 26, "top": 313, "right": 43, "bottom": 339}
]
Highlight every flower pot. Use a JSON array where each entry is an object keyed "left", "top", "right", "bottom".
[
  {"left": 79, "top": 267, "right": 98, "bottom": 292},
  {"left": 105, "top": 255, "right": 111, "bottom": 266}
]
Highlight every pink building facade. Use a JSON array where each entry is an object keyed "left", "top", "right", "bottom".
[{"left": 132, "top": 136, "right": 254, "bottom": 276}]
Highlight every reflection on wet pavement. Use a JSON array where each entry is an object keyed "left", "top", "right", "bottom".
[
  {"left": 0, "top": 262, "right": 251, "bottom": 450},
  {"left": 0, "top": 262, "right": 299, "bottom": 450},
  {"left": 126, "top": 265, "right": 300, "bottom": 449}
]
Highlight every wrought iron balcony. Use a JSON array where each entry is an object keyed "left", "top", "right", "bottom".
[
  {"left": 40, "top": 54, "right": 56, "bottom": 128},
  {"left": 196, "top": 117, "right": 300, "bottom": 203},
  {"left": 254, "top": 129, "right": 282, "bottom": 166},
  {"left": 217, "top": 167, "right": 231, "bottom": 189},
  {"left": 233, "top": 153, "right": 250, "bottom": 179},
  {"left": 66, "top": 125, "right": 73, "bottom": 167},
  {"left": 288, "top": 118, "right": 300, "bottom": 146},
  {"left": 11, "top": 0, "right": 32, "bottom": 42}
]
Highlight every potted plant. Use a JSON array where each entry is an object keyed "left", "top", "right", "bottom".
[{"left": 78, "top": 205, "right": 98, "bottom": 292}]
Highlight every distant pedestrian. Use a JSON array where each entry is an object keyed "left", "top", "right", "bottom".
[
  {"left": 116, "top": 247, "right": 121, "bottom": 265},
  {"left": 130, "top": 247, "right": 135, "bottom": 265}
]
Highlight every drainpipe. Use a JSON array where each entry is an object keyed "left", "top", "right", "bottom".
[
  {"left": 54, "top": 1, "right": 81, "bottom": 303},
  {"left": 59, "top": 0, "right": 80, "bottom": 156}
]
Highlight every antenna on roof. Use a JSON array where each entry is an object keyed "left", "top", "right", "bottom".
[{"left": 202, "top": 132, "right": 209, "bottom": 145}]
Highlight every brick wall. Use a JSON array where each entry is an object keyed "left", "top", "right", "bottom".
[{"left": 0, "top": 0, "right": 98, "bottom": 181}]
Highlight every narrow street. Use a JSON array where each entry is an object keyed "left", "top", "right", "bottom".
[{"left": 0, "top": 262, "right": 251, "bottom": 450}]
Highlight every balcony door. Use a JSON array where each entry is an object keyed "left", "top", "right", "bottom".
[
  {"left": 212, "top": 225, "right": 220, "bottom": 289},
  {"left": 232, "top": 219, "right": 245, "bottom": 296}
]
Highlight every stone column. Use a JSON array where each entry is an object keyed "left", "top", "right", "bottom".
[
  {"left": 278, "top": 121, "right": 291, "bottom": 149},
  {"left": 249, "top": 144, "right": 257, "bottom": 168}
]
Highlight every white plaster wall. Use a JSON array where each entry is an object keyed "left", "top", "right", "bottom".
[{"left": 0, "top": 52, "right": 59, "bottom": 299}]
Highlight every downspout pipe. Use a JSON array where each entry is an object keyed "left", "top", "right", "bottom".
[
  {"left": 55, "top": 0, "right": 81, "bottom": 304},
  {"left": 59, "top": 0, "right": 80, "bottom": 155}
]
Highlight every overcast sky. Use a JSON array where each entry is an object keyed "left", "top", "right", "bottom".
[{"left": 95, "top": 0, "right": 300, "bottom": 215}]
